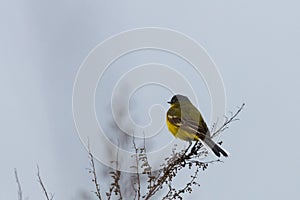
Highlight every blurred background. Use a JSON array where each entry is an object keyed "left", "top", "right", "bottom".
[{"left": 1, "top": 0, "right": 300, "bottom": 199}]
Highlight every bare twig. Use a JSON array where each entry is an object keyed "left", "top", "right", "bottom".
[
  {"left": 88, "top": 149, "right": 102, "bottom": 200},
  {"left": 212, "top": 103, "right": 245, "bottom": 138},
  {"left": 106, "top": 145, "right": 122, "bottom": 200},
  {"left": 14, "top": 168, "right": 23, "bottom": 200},
  {"left": 163, "top": 166, "right": 201, "bottom": 200},
  {"left": 176, "top": 167, "right": 200, "bottom": 196},
  {"left": 37, "top": 165, "right": 54, "bottom": 200},
  {"left": 132, "top": 137, "right": 141, "bottom": 200},
  {"left": 141, "top": 135, "right": 154, "bottom": 190}
]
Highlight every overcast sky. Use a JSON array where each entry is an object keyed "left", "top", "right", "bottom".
[{"left": 1, "top": 1, "right": 300, "bottom": 199}]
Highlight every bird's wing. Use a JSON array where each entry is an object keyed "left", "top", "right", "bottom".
[
  {"left": 167, "top": 107, "right": 207, "bottom": 138},
  {"left": 182, "top": 119, "right": 207, "bottom": 139},
  {"left": 166, "top": 107, "right": 183, "bottom": 127},
  {"left": 182, "top": 104, "right": 209, "bottom": 136}
]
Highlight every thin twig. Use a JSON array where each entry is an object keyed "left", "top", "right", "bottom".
[
  {"left": 212, "top": 103, "right": 245, "bottom": 138},
  {"left": 14, "top": 168, "right": 23, "bottom": 200},
  {"left": 88, "top": 149, "right": 102, "bottom": 200},
  {"left": 106, "top": 144, "right": 122, "bottom": 200},
  {"left": 37, "top": 165, "right": 54, "bottom": 200},
  {"left": 142, "top": 134, "right": 154, "bottom": 189},
  {"left": 177, "top": 167, "right": 200, "bottom": 195},
  {"left": 132, "top": 136, "right": 141, "bottom": 200},
  {"left": 115, "top": 146, "right": 123, "bottom": 200}
]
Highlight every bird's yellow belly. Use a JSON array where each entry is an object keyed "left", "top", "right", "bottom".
[{"left": 166, "top": 118, "right": 198, "bottom": 141}]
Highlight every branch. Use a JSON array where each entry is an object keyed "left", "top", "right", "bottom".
[
  {"left": 88, "top": 149, "right": 102, "bottom": 200},
  {"left": 212, "top": 103, "right": 245, "bottom": 138},
  {"left": 141, "top": 136, "right": 154, "bottom": 190},
  {"left": 14, "top": 168, "right": 23, "bottom": 200},
  {"left": 144, "top": 141, "right": 211, "bottom": 199},
  {"left": 106, "top": 145, "right": 122, "bottom": 200},
  {"left": 132, "top": 137, "right": 141, "bottom": 200},
  {"left": 163, "top": 166, "right": 201, "bottom": 200},
  {"left": 37, "top": 165, "right": 54, "bottom": 200}
]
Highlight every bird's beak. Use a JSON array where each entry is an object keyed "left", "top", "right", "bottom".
[{"left": 167, "top": 101, "right": 171, "bottom": 104}]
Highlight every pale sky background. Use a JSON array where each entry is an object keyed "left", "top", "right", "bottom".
[{"left": 1, "top": 1, "right": 300, "bottom": 199}]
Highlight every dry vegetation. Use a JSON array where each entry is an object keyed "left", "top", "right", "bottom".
[{"left": 14, "top": 104, "right": 245, "bottom": 200}]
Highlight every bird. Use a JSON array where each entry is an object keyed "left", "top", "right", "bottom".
[{"left": 166, "top": 94, "right": 228, "bottom": 157}]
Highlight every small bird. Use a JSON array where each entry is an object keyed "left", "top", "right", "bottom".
[{"left": 166, "top": 94, "right": 228, "bottom": 157}]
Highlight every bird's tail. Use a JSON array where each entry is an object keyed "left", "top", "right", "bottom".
[{"left": 204, "top": 137, "right": 228, "bottom": 157}]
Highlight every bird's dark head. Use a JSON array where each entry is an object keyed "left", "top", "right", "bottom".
[{"left": 168, "top": 94, "right": 190, "bottom": 105}]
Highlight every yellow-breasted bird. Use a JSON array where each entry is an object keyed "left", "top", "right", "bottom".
[{"left": 166, "top": 94, "right": 228, "bottom": 157}]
